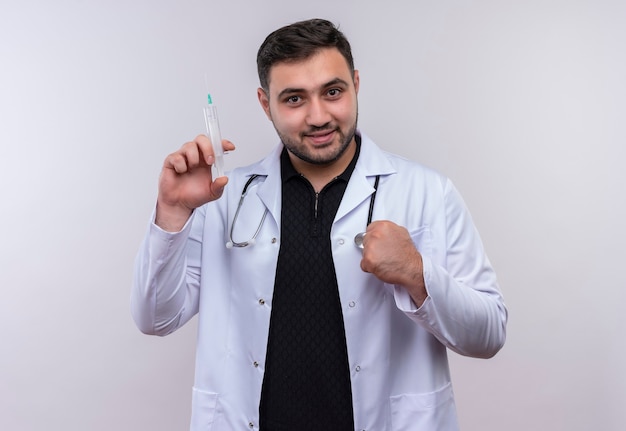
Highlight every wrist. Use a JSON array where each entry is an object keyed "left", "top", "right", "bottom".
[
  {"left": 155, "top": 201, "right": 193, "bottom": 232},
  {"left": 403, "top": 252, "right": 428, "bottom": 306}
]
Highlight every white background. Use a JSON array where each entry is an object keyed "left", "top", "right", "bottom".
[{"left": 1, "top": 0, "right": 624, "bottom": 429}]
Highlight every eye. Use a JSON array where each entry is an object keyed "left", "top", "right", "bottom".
[
  {"left": 285, "top": 95, "right": 302, "bottom": 104},
  {"left": 327, "top": 88, "right": 342, "bottom": 97}
]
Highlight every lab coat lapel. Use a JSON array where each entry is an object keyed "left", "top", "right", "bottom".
[
  {"left": 334, "top": 132, "right": 396, "bottom": 223},
  {"left": 253, "top": 143, "right": 283, "bottom": 229},
  {"left": 334, "top": 170, "right": 378, "bottom": 223}
]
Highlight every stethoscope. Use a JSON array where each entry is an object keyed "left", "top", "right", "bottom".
[
  {"left": 226, "top": 174, "right": 268, "bottom": 248},
  {"left": 226, "top": 174, "right": 380, "bottom": 249},
  {"left": 353, "top": 174, "right": 379, "bottom": 249}
]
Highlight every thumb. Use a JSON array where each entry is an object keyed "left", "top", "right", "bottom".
[{"left": 210, "top": 176, "right": 229, "bottom": 199}]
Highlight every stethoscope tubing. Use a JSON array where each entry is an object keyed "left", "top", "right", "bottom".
[
  {"left": 227, "top": 174, "right": 380, "bottom": 249},
  {"left": 227, "top": 174, "right": 268, "bottom": 248}
]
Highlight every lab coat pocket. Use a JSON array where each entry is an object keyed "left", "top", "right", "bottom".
[
  {"left": 389, "top": 383, "right": 458, "bottom": 431},
  {"left": 409, "top": 226, "right": 434, "bottom": 259},
  {"left": 190, "top": 387, "right": 219, "bottom": 430}
]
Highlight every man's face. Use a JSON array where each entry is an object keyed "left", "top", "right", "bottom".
[{"left": 258, "top": 48, "right": 360, "bottom": 169}]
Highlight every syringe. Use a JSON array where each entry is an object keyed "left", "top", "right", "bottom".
[{"left": 203, "top": 94, "right": 225, "bottom": 177}]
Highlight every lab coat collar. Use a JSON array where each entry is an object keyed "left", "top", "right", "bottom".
[{"left": 249, "top": 130, "right": 396, "bottom": 224}]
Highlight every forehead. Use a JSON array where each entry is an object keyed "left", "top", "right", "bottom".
[{"left": 267, "top": 48, "right": 353, "bottom": 95}]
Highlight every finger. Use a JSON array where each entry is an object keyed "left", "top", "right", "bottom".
[
  {"left": 165, "top": 137, "right": 215, "bottom": 173},
  {"left": 182, "top": 140, "right": 201, "bottom": 168},
  {"left": 210, "top": 175, "right": 229, "bottom": 199},
  {"left": 197, "top": 135, "right": 237, "bottom": 160},
  {"left": 194, "top": 134, "right": 214, "bottom": 164},
  {"left": 196, "top": 135, "right": 232, "bottom": 162},
  {"left": 360, "top": 257, "right": 372, "bottom": 274},
  {"left": 165, "top": 151, "right": 190, "bottom": 174},
  {"left": 222, "top": 139, "right": 236, "bottom": 152}
]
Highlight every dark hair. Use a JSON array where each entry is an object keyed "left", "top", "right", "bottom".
[{"left": 256, "top": 18, "right": 355, "bottom": 91}]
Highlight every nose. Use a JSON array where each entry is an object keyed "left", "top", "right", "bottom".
[{"left": 306, "top": 97, "right": 332, "bottom": 128}]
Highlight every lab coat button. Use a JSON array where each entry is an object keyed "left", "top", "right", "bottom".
[
  {"left": 338, "top": 238, "right": 345, "bottom": 245},
  {"left": 258, "top": 298, "right": 265, "bottom": 305},
  {"left": 248, "top": 422, "right": 254, "bottom": 428},
  {"left": 355, "top": 365, "right": 361, "bottom": 372},
  {"left": 271, "top": 237, "right": 277, "bottom": 244},
  {"left": 253, "top": 361, "right": 259, "bottom": 367},
  {"left": 349, "top": 301, "right": 356, "bottom": 308}
]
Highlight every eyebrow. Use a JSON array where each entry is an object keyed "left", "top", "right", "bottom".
[{"left": 276, "top": 77, "right": 351, "bottom": 100}]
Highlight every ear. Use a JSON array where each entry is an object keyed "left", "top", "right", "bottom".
[
  {"left": 257, "top": 87, "right": 272, "bottom": 120},
  {"left": 353, "top": 70, "right": 360, "bottom": 94}
]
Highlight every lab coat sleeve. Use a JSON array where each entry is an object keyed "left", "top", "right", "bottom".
[
  {"left": 393, "top": 178, "right": 507, "bottom": 358},
  {"left": 130, "top": 207, "right": 204, "bottom": 336}
]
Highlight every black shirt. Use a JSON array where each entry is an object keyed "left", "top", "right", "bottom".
[{"left": 259, "top": 139, "right": 360, "bottom": 431}]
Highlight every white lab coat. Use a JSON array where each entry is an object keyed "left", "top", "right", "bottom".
[{"left": 132, "top": 131, "right": 507, "bottom": 431}]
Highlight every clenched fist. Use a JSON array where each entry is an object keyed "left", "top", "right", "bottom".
[{"left": 360, "top": 220, "right": 427, "bottom": 306}]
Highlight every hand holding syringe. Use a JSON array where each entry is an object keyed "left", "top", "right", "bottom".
[
  {"left": 155, "top": 93, "right": 232, "bottom": 232},
  {"left": 203, "top": 93, "right": 225, "bottom": 177}
]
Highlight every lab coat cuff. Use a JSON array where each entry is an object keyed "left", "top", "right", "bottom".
[
  {"left": 147, "top": 208, "right": 195, "bottom": 260},
  {"left": 149, "top": 207, "right": 196, "bottom": 234}
]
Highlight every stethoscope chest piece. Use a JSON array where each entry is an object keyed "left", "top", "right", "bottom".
[{"left": 354, "top": 232, "right": 366, "bottom": 249}]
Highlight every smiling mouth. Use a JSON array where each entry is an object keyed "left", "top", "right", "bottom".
[{"left": 304, "top": 129, "right": 336, "bottom": 145}]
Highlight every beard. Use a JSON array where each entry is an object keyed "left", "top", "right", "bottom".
[{"left": 274, "top": 113, "right": 358, "bottom": 166}]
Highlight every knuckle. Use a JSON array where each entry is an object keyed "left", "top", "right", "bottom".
[{"left": 167, "top": 152, "right": 182, "bottom": 166}]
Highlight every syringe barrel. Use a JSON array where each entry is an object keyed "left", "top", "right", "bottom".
[{"left": 203, "top": 105, "right": 225, "bottom": 177}]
